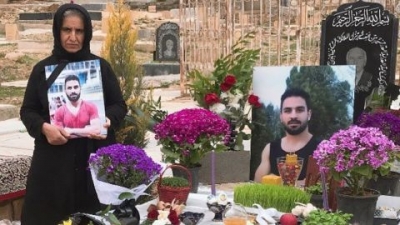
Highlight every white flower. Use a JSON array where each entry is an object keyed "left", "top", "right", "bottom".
[
  {"left": 210, "top": 103, "right": 226, "bottom": 114},
  {"left": 220, "top": 92, "right": 229, "bottom": 100},
  {"left": 157, "top": 210, "right": 170, "bottom": 220},
  {"left": 227, "top": 90, "right": 244, "bottom": 109},
  {"left": 152, "top": 219, "right": 170, "bottom": 225}
]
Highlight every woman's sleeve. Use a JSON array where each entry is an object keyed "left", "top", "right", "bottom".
[
  {"left": 19, "top": 64, "right": 46, "bottom": 139},
  {"left": 101, "top": 59, "right": 128, "bottom": 129}
]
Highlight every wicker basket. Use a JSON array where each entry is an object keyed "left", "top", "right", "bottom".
[{"left": 158, "top": 164, "right": 191, "bottom": 204}]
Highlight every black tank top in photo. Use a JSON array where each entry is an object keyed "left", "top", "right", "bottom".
[{"left": 269, "top": 136, "right": 321, "bottom": 180}]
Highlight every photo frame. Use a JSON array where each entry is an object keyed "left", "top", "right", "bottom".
[
  {"left": 46, "top": 59, "right": 107, "bottom": 138},
  {"left": 249, "top": 65, "right": 355, "bottom": 180}
]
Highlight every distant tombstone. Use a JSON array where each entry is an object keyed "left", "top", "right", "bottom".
[
  {"left": 320, "top": 1, "right": 398, "bottom": 122},
  {"left": 155, "top": 22, "right": 180, "bottom": 62}
]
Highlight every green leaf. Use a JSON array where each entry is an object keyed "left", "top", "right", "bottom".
[
  {"left": 118, "top": 192, "right": 133, "bottom": 200},
  {"left": 352, "top": 165, "right": 372, "bottom": 177},
  {"left": 107, "top": 213, "right": 122, "bottom": 225}
]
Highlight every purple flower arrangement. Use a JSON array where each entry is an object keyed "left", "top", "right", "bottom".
[
  {"left": 313, "top": 125, "right": 396, "bottom": 196},
  {"left": 89, "top": 144, "right": 162, "bottom": 189},
  {"left": 357, "top": 110, "right": 400, "bottom": 145},
  {"left": 154, "top": 108, "right": 231, "bottom": 167}
]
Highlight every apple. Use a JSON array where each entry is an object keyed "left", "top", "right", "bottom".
[{"left": 279, "top": 213, "right": 298, "bottom": 225}]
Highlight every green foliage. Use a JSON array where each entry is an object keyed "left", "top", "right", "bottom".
[
  {"left": 250, "top": 104, "right": 283, "bottom": 178},
  {"left": 16, "top": 55, "right": 36, "bottom": 65},
  {"left": 97, "top": 204, "right": 121, "bottom": 225},
  {"left": 302, "top": 209, "right": 352, "bottom": 225},
  {"left": 0, "top": 86, "right": 25, "bottom": 99},
  {"left": 161, "top": 177, "right": 189, "bottom": 187},
  {"left": 101, "top": 0, "right": 166, "bottom": 147},
  {"left": 234, "top": 183, "right": 310, "bottom": 213},
  {"left": 305, "top": 183, "right": 326, "bottom": 195}
]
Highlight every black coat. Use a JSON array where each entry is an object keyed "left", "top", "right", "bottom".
[
  {"left": 19, "top": 4, "right": 127, "bottom": 225},
  {"left": 20, "top": 54, "right": 127, "bottom": 225}
]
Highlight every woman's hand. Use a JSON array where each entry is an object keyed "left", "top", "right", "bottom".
[{"left": 42, "top": 123, "right": 70, "bottom": 145}]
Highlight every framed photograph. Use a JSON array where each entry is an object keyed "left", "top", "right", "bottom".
[
  {"left": 249, "top": 65, "right": 355, "bottom": 179},
  {"left": 46, "top": 59, "right": 107, "bottom": 138}
]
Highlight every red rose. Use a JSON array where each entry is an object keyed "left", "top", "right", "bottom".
[
  {"left": 204, "top": 93, "right": 220, "bottom": 105},
  {"left": 147, "top": 208, "right": 159, "bottom": 220},
  {"left": 224, "top": 74, "right": 237, "bottom": 86},
  {"left": 168, "top": 209, "right": 180, "bottom": 225},
  {"left": 248, "top": 94, "right": 262, "bottom": 108},
  {"left": 220, "top": 82, "right": 232, "bottom": 92}
]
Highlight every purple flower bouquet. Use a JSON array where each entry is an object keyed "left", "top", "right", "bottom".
[{"left": 89, "top": 143, "right": 164, "bottom": 205}]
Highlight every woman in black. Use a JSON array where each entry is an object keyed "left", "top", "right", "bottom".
[{"left": 20, "top": 4, "right": 127, "bottom": 224}]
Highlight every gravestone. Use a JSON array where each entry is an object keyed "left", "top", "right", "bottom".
[
  {"left": 320, "top": 1, "right": 398, "bottom": 122},
  {"left": 143, "top": 22, "right": 180, "bottom": 76},
  {"left": 155, "top": 22, "right": 180, "bottom": 62}
]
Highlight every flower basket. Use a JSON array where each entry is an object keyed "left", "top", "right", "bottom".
[{"left": 158, "top": 164, "right": 191, "bottom": 204}]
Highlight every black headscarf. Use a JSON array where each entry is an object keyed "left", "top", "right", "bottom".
[{"left": 52, "top": 4, "right": 93, "bottom": 61}]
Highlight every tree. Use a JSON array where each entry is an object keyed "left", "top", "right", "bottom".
[
  {"left": 101, "top": 0, "right": 165, "bottom": 147},
  {"left": 250, "top": 103, "right": 275, "bottom": 179}
]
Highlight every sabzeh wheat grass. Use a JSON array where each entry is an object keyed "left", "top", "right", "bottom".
[{"left": 234, "top": 183, "right": 311, "bottom": 213}]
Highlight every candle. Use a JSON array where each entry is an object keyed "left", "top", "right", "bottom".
[
  {"left": 286, "top": 153, "right": 298, "bottom": 165},
  {"left": 211, "top": 150, "right": 216, "bottom": 196},
  {"left": 321, "top": 171, "right": 329, "bottom": 210}
]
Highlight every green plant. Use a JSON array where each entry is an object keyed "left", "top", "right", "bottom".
[
  {"left": 233, "top": 183, "right": 310, "bottom": 213},
  {"left": 305, "top": 183, "right": 325, "bottom": 195},
  {"left": 302, "top": 209, "right": 352, "bottom": 225},
  {"left": 161, "top": 177, "right": 189, "bottom": 187},
  {"left": 187, "top": 31, "right": 261, "bottom": 151},
  {"left": 101, "top": 0, "right": 165, "bottom": 147}
]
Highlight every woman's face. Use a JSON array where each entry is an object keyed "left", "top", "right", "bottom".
[{"left": 60, "top": 15, "right": 85, "bottom": 53}]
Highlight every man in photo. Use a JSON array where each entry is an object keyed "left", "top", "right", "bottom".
[
  {"left": 53, "top": 74, "right": 101, "bottom": 137},
  {"left": 254, "top": 88, "right": 321, "bottom": 183},
  {"left": 163, "top": 38, "right": 176, "bottom": 59},
  {"left": 346, "top": 47, "right": 378, "bottom": 121},
  {"left": 346, "top": 47, "right": 374, "bottom": 91}
]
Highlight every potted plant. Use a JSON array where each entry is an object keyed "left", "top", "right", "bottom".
[
  {"left": 158, "top": 175, "right": 191, "bottom": 205},
  {"left": 313, "top": 125, "right": 399, "bottom": 225},
  {"left": 302, "top": 209, "right": 352, "bottom": 225},
  {"left": 154, "top": 108, "right": 230, "bottom": 192},
  {"left": 305, "top": 183, "right": 325, "bottom": 209},
  {"left": 356, "top": 110, "right": 400, "bottom": 195}
]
